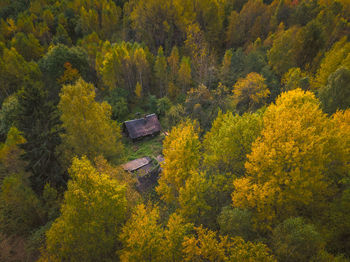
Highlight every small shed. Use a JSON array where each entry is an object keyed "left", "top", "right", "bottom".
[
  {"left": 123, "top": 114, "right": 161, "bottom": 140},
  {"left": 122, "top": 157, "right": 152, "bottom": 173},
  {"left": 122, "top": 156, "right": 160, "bottom": 192}
]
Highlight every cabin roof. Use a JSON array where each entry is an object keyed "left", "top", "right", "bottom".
[{"left": 124, "top": 114, "right": 161, "bottom": 140}]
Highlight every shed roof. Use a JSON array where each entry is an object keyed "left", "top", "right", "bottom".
[
  {"left": 124, "top": 114, "right": 161, "bottom": 139},
  {"left": 122, "top": 157, "right": 152, "bottom": 172}
]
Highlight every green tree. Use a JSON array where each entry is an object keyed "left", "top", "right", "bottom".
[
  {"left": 178, "top": 56, "right": 192, "bottom": 93},
  {"left": 0, "top": 94, "right": 19, "bottom": 138},
  {"left": 154, "top": 46, "right": 168, "bottom": 97},
  {"left": 168, "top": 45, "right": 180, "bottom": 83},
  {"left": 44, "top": 156, "right": 126, "bottom": 262},
  {"left": 58, "top": 78, "right": 124, "bottom": 163},
  {"left": 203, "top": 110, "right": 263, "bottom": 177},
  {"left": 0, "top": 126, "right": 27, "bottom": 179},
  {"left": 218, "top": 206, "right": 255, "bottom": 241},
  {"left": 0, "top": 173, "right": 42, "bottom": 236},
  {"left": 0, "top": 46, "right": 41, "bottom": 100},
  {"left": 39, "top": 44, "right": 92, "bottom": 100},
  {"left": 319, "top": 67, "right": 350, "bottom": 114},
  {"left": 267, "top": 26, "right": 300, "bottom": 76},
  {"left": 272, "top": 217, "right": 325, "bottom": 262},
  {"left": 156, "top": 97, "right": 172, "bottom": 117},
  {"left": 10, "top": 32, "right": 44, "bottom": 61},
  {"left": 52, "top": 23, "right": 72, "bottom": 46},
  {"left": 17, "top": 82, "right": 63, "bottom": 192},
  {"left": 296, "top": 20, "right": 325, "bottom": 69}
]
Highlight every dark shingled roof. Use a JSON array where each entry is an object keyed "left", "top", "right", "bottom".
[{"left": 124, "top": 114, "right": 161, "bottom": 140}]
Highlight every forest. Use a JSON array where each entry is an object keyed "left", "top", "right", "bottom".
[{"left": 0, "top": 0, "right": 350, "bottom": 261}]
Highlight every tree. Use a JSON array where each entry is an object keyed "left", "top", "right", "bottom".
[
  {"left": 267, "top": 26, "right": 300, "bottom": 76},
  {"left": 202, "top": 111, "right": 263, "bottom": 213},
  {"left": 57, "top": 62, "right": 80, "bottom": 85},
  {"left": 129, "top": 0, "right": 189, "bottom": 52},
  {"left": 226, "top": 0, "right": 271, "bottom": 48},
  {"left": 217, "top": 206, "right": 255, "bottom": 241},
  {"left": 281, "top": 67, "right": 310, "bottom": 91},
  {"left": 312, "top": 37, "right": 350, "bottom": 89},
  {"left": 178, "top": 171, "right": 211, "bottom": 225},
  {"left": 219, "top": 49, "right": 233, "bottom": 86},
  {"left": 185, "top": 84, "right": 215, "bottom": 130},
  {"left": 156, "top": 97, "right": 172, "bottom": 117},
  {"left": 184, "top": 23, "right": 215, "bottom": 86},
  {"left": 120, "top": 204, "right": 164, "bottom": 262},
  {"left": 168, "top": 45, "right": 179, "bottom": 83},
  {"left": 182, "top": 226, "right": 275, "bottom": 262},
  {"left": 0, "top": 126, "right": 27, "bottom": 178},
  {"left": 52, "top": 23, "right": 72, "bottom": 46},
  {"left": 272, "top": 217, "right": 325, "bottom": 262},
  {"left": 163, "top": 213, "right": 193, "bottom": 262},
  {"left": 44, "top": 156, "right": 126, "bottom": 262},
  {"left": 232, "top": 72, "right": 270, "bottom": 113},
  {"left": 0, "top": 47, "right": 41, "bottom": 100},
  {"left": 10, "top": 32, "right": 44, "bottom": 61},
  {"left": 164, "top": 104, "right": 186, "bottom": 128},
  {"left": 154, "top": 46, "right": 168, "bottom": 97},
  {"left": 296, "top": 20, "right": 325, "bottom": 69},
  {"left": 58, "top": 78, "right": 124, "bottom": 163},
  {"left": 316, "top": 109, "right": 350, "bottom": 256},
  {"left": 0, "top": 173, "right": 42, "bottom": 236},
  {"left": 318, "top": 67, "right": 350, "bottom": 114},
  {"left": 39, "top": 44, "right": 92, "bottom": 100},
  {"left": 232, "top": 89, "right": 334, "bottom": 231},
  {"left": 104, "top": 88, "right": 129, "bottom": 122},
  {"left": 120, "top": 206, "right": 193, "bottom": 262},
  {"left": 77, "top": 0, "right": 121, "bottom": 39},
  {"left": 156, "top": 120, "right": 201, "bottom": 206},
  {"left": 134, "top": 81, "right": 142, "bottom": 98},
  {"left": 203, "top": 110, "right": 263, "bottom": 177},
  {"left": 94, "top": 156, "right": 140, "bottom": 216},
  {"left": 17, "top": 82, "right": 63, "bottom": 192},
  {"left": 97, "top": 42, "right": 151, "bottom": 95},
  {"left": 177, "top": 56, "right": 192, "bottom": 93},
  {"left": 0, "top": 94, "right": 19, "bottom": 138}
]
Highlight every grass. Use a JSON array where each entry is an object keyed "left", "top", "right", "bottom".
[{"left": 123, "top": 134, "right": 165, "bottom": 162}]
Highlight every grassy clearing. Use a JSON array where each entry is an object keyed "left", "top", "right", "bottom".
[{"left": 123, "top": 134, "right": 165, "bottom": 161}]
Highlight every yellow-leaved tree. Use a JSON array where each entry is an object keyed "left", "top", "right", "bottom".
[
  {"left": 182, "top": 226, "right": 276, "bottom": 262},
  {"left": 43, "top": 156, "right": 127, "bottom": 261},
  {"left": 232, "top": 72, "right": 270, "bottom": 114},
  {"left": 119, "top": 204, "right": 164, "bottom": 262},
  {"left": 120, "top": 204, "right": 193, "bottom": 262},
  {"left": 232, "top": 89, "right": 335, "bottom": 231},
  {"left": 312, "top": 37, "right": 350, "bottom": 90},
  {"left": 156, "top": 120, "right": 201, "bottom": 206},
  {"left": 58, "top": 78, "right": 124, "bottom": 164}
]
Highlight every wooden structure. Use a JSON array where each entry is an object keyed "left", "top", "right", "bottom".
[
  {"left": 122, "top": 156, "right": 162, "bottom": 192},
  {"left": 123, "top": 114, "right": 161, "bottom": 141}
]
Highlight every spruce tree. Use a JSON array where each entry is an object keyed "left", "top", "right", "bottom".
[{"left": 17, "top": 82, "right": 64, "bottom": 192}]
